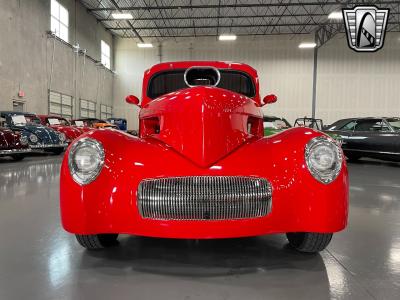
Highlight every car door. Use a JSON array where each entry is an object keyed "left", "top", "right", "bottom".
[{"left": 350, "top": 119, "right": 398, "bottom": 154}]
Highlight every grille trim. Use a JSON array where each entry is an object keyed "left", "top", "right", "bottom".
[{"left": 137, "top": 176, "right": 272, "bottom": 221}]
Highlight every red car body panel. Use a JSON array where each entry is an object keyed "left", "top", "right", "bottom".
[
  {"left": 60, "top": 61, "right": 349, "bottom": 239},
  {"left": 0, "top": 127, "right": 30, "bottom": 155},
  {"left": 37, "top": 115, "right": 83, "bottom": 143}
]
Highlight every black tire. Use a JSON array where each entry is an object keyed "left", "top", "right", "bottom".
[
  {"left": 75, "top": 234, "right": 119, "bottom": 250},
  {"left": 11, "top": 155, "right": 25, "bottom": 161},
  {"left": 286, "top": 232, "right": 333, "bottom": 253},
  {"left": 51, "top": 148, "right": 64, "bottom": 155},
  {"left": 345, "top": 153, "right": 361, "bottom": 162}
]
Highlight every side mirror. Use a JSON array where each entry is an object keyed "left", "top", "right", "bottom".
[
  {"left": 125, "top": 95, "right": 140, "bottom": 106},
  {"left": 263, "top": 94, "right": 278, "bottom": 106}
]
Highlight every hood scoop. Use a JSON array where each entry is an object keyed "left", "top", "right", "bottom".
[{"left": 140, "top": 86, "right": 261, "bottom": 167}]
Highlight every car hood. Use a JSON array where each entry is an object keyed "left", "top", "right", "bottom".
[
  {"left": 139, "top": 86, "right": 262, "bottom": 167},
  {"left": 50, "top": 125, "right": 82, "bottom": 139}
]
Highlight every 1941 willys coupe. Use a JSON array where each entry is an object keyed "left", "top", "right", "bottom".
[
  {"left": 61, "top": 61, "right": 349, "bottom": 253},
  {"left": 0, "top": 112, "right": 67, "bottom": 155}
]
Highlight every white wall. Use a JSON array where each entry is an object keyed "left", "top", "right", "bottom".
[
  {"left": 0, "top": 0, "right": 114, "bottom": 117},
  {"left": 113, "top": 32, "right": 400, "bottom": 130},
  {"left": 316, "top": 32, "right": 400, "bottom": 124}
]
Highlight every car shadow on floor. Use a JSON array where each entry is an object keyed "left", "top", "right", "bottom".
[{"left": 79, "top": 234, "right": 328, "bottom": 278}]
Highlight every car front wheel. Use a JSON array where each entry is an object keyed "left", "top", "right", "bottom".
[
  {"left": 75, "top": 234, "right": 119, "bottom": 250},
  {"left": 286, "top": 232, "right": 333, "bottom": 253}
]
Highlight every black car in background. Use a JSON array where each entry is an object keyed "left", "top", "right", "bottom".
[{"left": 325, "top": 117, "right": 400, "bottom": 162}]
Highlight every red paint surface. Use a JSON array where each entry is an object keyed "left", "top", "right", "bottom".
[{"left": 60, "top": 61, "right": 349, "bottom": 239}]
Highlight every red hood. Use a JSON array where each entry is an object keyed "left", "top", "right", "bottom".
[
  {"left": 139, "top": 86, "right": 263, "bottom": 167},
  {"left": 50, "top": 125, "right": 82, "bottom": 140}
]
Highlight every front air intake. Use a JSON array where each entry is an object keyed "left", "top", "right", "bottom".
[{"left": 137, "top": 176, "right": 272, "bottom": 221}]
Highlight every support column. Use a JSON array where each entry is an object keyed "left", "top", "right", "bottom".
[{"left": 311, "top": 36, "right": 319, "bottom": 119}]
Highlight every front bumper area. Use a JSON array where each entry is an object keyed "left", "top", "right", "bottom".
[
  {"left": 60, "top": 131, "right": 349, "bottom": 239},
  {"left": 30, "top": 143, "right": 67, "bottom": 149},
  {"left": 0, "top": 148, "right": 31, "bottom": 156}
]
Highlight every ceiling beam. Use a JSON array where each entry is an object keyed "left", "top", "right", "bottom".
[
  {"left": 88, "top": 1, "right": 400, "bottom": 12},
  {"left": 108, "top": 0, "right": 144, "bottom": 42}
]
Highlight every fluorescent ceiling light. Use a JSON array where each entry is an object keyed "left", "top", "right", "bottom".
[
  {"left": 298, "top": 42, "right": 317, "bottom": 49},
  {"left": 137, "top": 43, "right": 153, "bottom": 48},
  {"left": 112, "top": 13, "right": 133, "bottom": 20},
  {"left": 328, "top": 11, "right": 343, "bottom": 19},
  {"left": 218, "top": 34, "right": 237, "bottom": 41}
]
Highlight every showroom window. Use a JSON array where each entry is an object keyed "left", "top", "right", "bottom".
[
  {"left": 101, "top": 40, "right": 111, "bottom": 69},
  {"left": 80, "top": 99, "right": 96, "bottom": 118},
  {"left": 100, "top": 104, "right": 112, "bottom": 119},
  {"left": 49, "top": 91, "right": 73, "bottom": 119},
  {"left": 50, "top": 0, "right": 69, "bottom": 42}
]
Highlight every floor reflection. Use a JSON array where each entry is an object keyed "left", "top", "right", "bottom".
[{"left": 0, "top": 156, "right": 61, "bottom": 199}]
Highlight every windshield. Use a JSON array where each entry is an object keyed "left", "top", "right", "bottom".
[
  {"left": 48, "top": 118, "right": 69, "bottom": 126},
  {"left": 148, "top": 69, "right": 255, "bottom": 99},
  {"left": 387, "top": 118, "right": 400, "bottom": 131},
  {"left": 263, "top": 117, "right": 291, "bottom": 129},
  {"left": 11, "top": 115, "right": 40, "bottom": 125}
]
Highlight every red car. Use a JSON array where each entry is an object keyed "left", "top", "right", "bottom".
[
  {"left": 38, "top": 115, "right": 83, "bottom": 144},
  {"left": 0, "top": 126, "right": 31, "bottom": 160},
  {"left": 60, "top": 61, "right": 348, "bottom": 253}
]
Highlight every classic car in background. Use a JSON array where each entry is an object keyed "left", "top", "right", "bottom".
[
  {"left": 263, "top": 115, "right": 291, "bottom": 136},
  {"left": 107, "top": 118, "right": 127, "bottom": 131},
  {"left": 325, "top": 117, "right": 400, "bottom": 162},
  {"left": 71, "top": 118, "right": 118, "bottom": 130},
  {"left": 61, "top": 61, "right": 348, "bottom": 254},
  {"left": 0, "top": 112, "right": 67, "bottom": 155},
  {"left": 37, "top": 115, "right": 83, "bottom": 144},
  {"left": 294, "top": 117, "right": 342, "bottom": 144},
  {"left": 0, "top": 125, "right": 31, "bottom": 160}
]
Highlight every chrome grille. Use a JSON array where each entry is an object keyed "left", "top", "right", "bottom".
[{"left": 137, "top": 176, "right": 272, "bottom": 220}]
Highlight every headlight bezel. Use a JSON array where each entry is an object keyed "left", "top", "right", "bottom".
[
  {"left": 29, "top": 134, "right": 38, "bottom": 144},
  {"left": 58, "top": 132, "right": 66, "bottom": 142},
  {"left": 305, "top": 136, "right": 343, "bottom": 184},
  {"left": 20, "top": 135, "right": 29, "bottom": 146},
  {"left": 68, "top": 138, "right": 105, "bottom": 185}
]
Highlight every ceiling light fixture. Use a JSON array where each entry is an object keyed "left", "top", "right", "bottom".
[
  {"left": 137, "top": 43, "right": 153, "bottom": 48},
  {"left": 218, "top": 34, "right": 237, "bottom": 41},
  {"left": 112, "top": 13, "right": 133, "bottom": 20},
  {"left": 298, "top": 42, "right": 317, "bottom": 49},
  {"left": 328, "top": 11, "right": 343, "bottom": 19}
]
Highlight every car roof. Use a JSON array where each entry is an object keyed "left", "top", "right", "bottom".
[{"left": 145, "top": 61, "right": 258, "bottom": 78}]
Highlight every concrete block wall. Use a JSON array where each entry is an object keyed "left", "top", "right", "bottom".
[{"left": 0, "top": 0, "right": 114, "bottom": 117}]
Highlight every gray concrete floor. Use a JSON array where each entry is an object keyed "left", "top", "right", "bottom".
[{"left": 0, "top": 155, "right": 399, "bottom": 300}]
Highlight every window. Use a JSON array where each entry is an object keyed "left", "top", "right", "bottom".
[
  {"left": 101, "top": 40, "right": 111, "bottom": 69},
  {"left": 51, "top": 0, "right": 69, "bottom": 42},
  {"left": 49, "top": 91, "right": 73, "bottom": 119},
  {"left": 340, "top": 120, "right": 357, "bottom": 131},
  {"left": 147, "top": 70, "right": 256, "bottom": 99},
  {"left": 100, "top": 104, "right": 113, "bottom": 119},
  {"left": 354, "top": 119, "right": 390, "bottom": 132},
  {"left": 80, "top": 99, "right": 96, "bottom": 118}
]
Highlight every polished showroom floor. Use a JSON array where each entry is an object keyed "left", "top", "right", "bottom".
[{"left": 0, "top": 155, "right": 399, "bottom": 300}]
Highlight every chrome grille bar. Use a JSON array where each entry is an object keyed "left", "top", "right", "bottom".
[{"left": 137, "top": 176, "right": 272, "bottom": 221}]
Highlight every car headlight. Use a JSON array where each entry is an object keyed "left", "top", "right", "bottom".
[
  {"left": 20, "top": 135, "right": 29, "bottom": 145},
  {"left": 29, "top": 134, "right": 38, "bottom": 143},
  {"left": 58, "top": 132, "right": 66, "bottom": 142},
  {"left": 305, "top": 136, "right": 343, "bottom": 184},
  {"left": 68, "top": 138, "right": 105, "bottom": 185}
]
